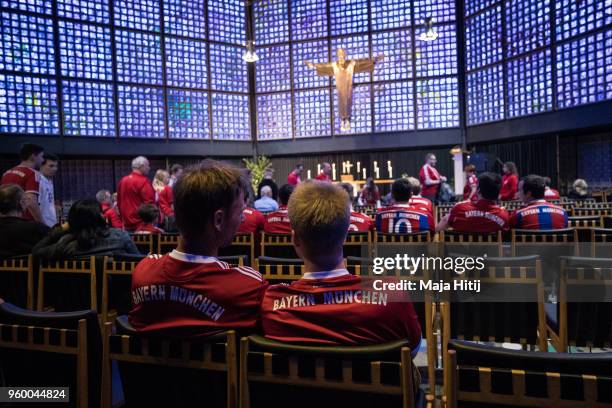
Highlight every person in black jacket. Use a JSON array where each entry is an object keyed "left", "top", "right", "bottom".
[
  {"left": 0, "top": 184, "right": 50, "bottom": 259},
  {"left": 33, "top": 199, "right": 139, "bottom": 259}
]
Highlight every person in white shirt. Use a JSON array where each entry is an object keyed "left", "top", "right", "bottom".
[{"left": 38, "top": 153, "right": 59, "bottom": 227}]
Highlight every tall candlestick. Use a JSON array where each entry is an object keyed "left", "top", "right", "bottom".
[
  {"left": 317, "top": 164, "right": 321, "bottom": 175},
  {"left": 362, "top": 168, "right": 366, "bottom": 179},
  {"left": 375, "top": 167, "right": 380, "bottom": 179},
  {"left": 389, "top": 167, "right": 393, "bottom": 178},
  {"left": 307, "top": 170, "right": 311, "bottom": 179},
  {"left": 357, "top": 162, "right": 361, "bottom": 175},
  {"left": 332, "top": 163, "right": 336, "bottom": 180}
]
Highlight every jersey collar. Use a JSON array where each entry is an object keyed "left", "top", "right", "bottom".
[
  {"left": 302, "top": 269, "right": 350, "bottom": 280},
  {"left": 169, "top": 249, "right": 219, "bottom": 264}
]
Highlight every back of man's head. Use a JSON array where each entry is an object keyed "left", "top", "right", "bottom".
[
  {"left": 391, "top": 178, "right": 412, "bottom": 202},
  {"left": 0, "top": 184, "right": 24, "bottom": 215},
  {"left": 521, "top": 175, "right": 545, "bottom": 200},
  {"left": 477, "top": 172, "right": 502, "bottom": 200},
  {"left": 95, "top": 190, "right": 111, "bottom": 204},
  {"left": 278, "top": 184, "right": 295, "bottom": 205},
  {"left": 170, "top": 163, "right": 183, "bottom": 175},
  {"left": 138, "top": 204, "right": 159, "bottom": 224},
  {"left": 288, "top": 181, "right": 350, "bottom": 267},
  {"left": 406, "top": 177, "right": 421, "bottom": 195},
  {"left": 19, "top": 143, "right": 44, "bottom": 161},
  {"left": 260, "top": 185, "right": 273, "bottom": 198}
]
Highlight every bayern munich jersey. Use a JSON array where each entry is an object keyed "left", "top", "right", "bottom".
[
  {"left": 129, "top": 250, "right": 268, "bottom": 336},
  {"left": 237, "top": 207, "right": 265, "bottom": 234},
  {"left": 448, "top": 199, "right": 509, "bottom": 233},
  {"left": 261, "top": 270, "right": 421, "bottom": 347},
  {"left": 264, "top": 206, "right": 292, "bottom": 234},
  {"left": 1, "top": 165, "right": 41, "bottom": 220},
  {"left": 408, "top": 196, "right": 434, "bottom": 216},
  {"left": 510, "top": 199, "right": 568, "bottom": 230},
  {"left": 349, "top": 211, "right": 374, "bottom": 232},
  {"left": 375, "top": 203, "right": 435, "bottom": 234}
]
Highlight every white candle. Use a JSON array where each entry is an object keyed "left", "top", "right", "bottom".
[
  {"left": 389, "top": 167, "right": 393, "bottom": 178},
  {"left": 375, "top": 167, "right": 380, "bottom": 179},
  {"left": 357, "top": 162, "right": 361, "bottom": 174},
  {"left": 362, "top": 168, "right": 367, "bottom": 179},
  {"left": 317, "top": 164, "right": 321, "bottom": 175},
  {"left": 307, "top": 170, "right": 311, "bottom": 179},
  {"left": 342, "top": 161, "right": 346, "bottom": 174},
  {"left": 332, "top": 163, "right": 336, "bottom": 180}
]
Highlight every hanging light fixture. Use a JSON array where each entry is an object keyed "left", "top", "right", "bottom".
[
  {"left": 242, "top": 40, "right": 259, "bottom": 62},
  {"left": 418, "top": 17, "right": 438, "bottom": 42}
]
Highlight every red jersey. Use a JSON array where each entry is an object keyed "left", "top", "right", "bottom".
[
  {"left": 499, "top": 174, "right": 518, "bottom": 201},
  {"left": 157, "top": 185, "right": 174, "bottom": 217},
  {"left": 544, "top": 187, "right": 560, "bottom": 200},
  {"left": 129, "top": 250, "right": 268, "bottom": 336},
  {"left": 463, "top": 174, "right": 478, "bottom": 201},
  {"left": 1, "top": 165, "right": 41, "bottom": 220},
  {"left": 510, "top": 199, "right": 568, "bottom": 230},
  {"left": 135, "top": 224, "right": 164, "bottom": 234},
  {"left": 101, "top": 202, "right": 123, "bottom": 229},
  {"left": 408, "top": 196, "right": 434, "bottom": 216},
  {"left": 448, "top": 199, "right": 509, "bottom": 233},
  {"left": 117, "top": 171, "right": 155, "bottom": 231},
  {"left": 237, "top": 207, "right": 265, "bottom": 234},
  {"left": 287, "top": 172, "right": 301, "bottom": 185},
  {"left": 262, "top": 270, "right": 421, "bottom": 347},
  {"left": 315, "top": 172, "right": 332, "bottom": 182},
  {"left": 419, "top": 164, "right": 441, "bottom": 197},
  {"left": 375, "top": 203, "right": 435, "bottom": 234},
  {"left": 264, "top": 206, "right": 291, "bottom": 234},
  {"left": 359, "top": 187, "right": 380, "bottom": 206},
  {"left": 349, "top": 211, "right": 374, "bottom": 232}
]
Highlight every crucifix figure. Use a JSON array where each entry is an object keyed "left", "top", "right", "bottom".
[{"left": 305, "top": 49, "right": 384, "bottom": 131}]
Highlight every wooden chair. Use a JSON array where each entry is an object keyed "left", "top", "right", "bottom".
[
  {"left": 567, "top": 216, "right": 601, "bottom": 247},
  {"left": 102, "top": 316, "right": 238, "bottom": 408},
  {"left": 500, "top": 200, "right": 523, "bottom": 212},
  {"left": 443, "top": 339, "right": 612, "bottom": 408},
  {"left": 261, "top": 232, "right": 296, "bottom": 258},
  {"left": 100, "top": 256, "right": 139, "bottom": 325},
  {"left": 255, "top": 256, "right": 304, "bottom": 282},
  {"left": 219, "top": 233, "right": 255, "bottom": 266},
  {"left": 130, "top": 233, "right": 156, "bottom": 254},
  {"left": 37, "top": 256, "right": 97, "bottom": 312},
  {"left": 374, "top": 231, "right": 432, "bottom": 258},
  {"left": 343, "top": 231, "right": 372, "bottom": 258},
  {"left": 439, "top": 231, "right": 503, "bottom": 257},
  {"left": 591, "top": 228, "right": 612, "bottom": 257},
  {"left": 0, "top": 254, "right": 33, "bottom": 309},
  {"left": 547, "top": 257, "right": 612, "bottom": 352},
  {"left": 218, "top": 255, "right": 247, "bottom": 267},
  {"left": 572, "top": 203, "right": 612, "bottom": 217},
  {"left": 436, "top": 204, "right": 454, "bottom": 222},
  {"left": 157, "top": 233, "right": 179, "bottom": 254},
  {"left": 239, "top": 335, "right": 418, "bottom": 408},
  {"left": 603, "top": 216, "right": 612, "bottom": 229}
]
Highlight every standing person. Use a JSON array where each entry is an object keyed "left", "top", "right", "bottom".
[
  {"left": 117, "top": 156, "right": 155, "bottom": 232},
  {"left": 315, "top": 162, "right": 332, "bottom": 182},
  {"left": 257, "top": 168, "right": 278, "bottom": 201},
  {"left": 287, "top": 164, "right": 304, "bottom": 186},
  {"left": 1, "top": 143, "right": 45, "bottom": 222},
  {"left": 340, "top": 183, "right": 374, "bottom": 232},
  {"left": 463, "top": 164, "right": 478, "bottom": 202},
  {"left": 510, "top": 175, "right": 568, "bottom": 230},
  {"left": 358, "top": 177, "right": 381, "bottom": 207},
  {"left": 38, "top": 153, "right": 59, "bottom": 227},
  {"left": 168, "top": 164, "right": 183, "bottom": 188},
  {"left": 153, "top": 169, "right": 174, "bottom": 221},
  {"left": 96, "top": 189, "right": 123, "bottom": 229},
  {"left": 499, "top": 161, "right": 518, "bottom": 201},
  {"left": 543, "top": 177, "right": 560, "bottom": 200},
  {"left": 419, "top": 153, "right": 446, "bottom": 202}
]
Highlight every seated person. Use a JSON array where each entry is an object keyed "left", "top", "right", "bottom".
[
  {"left": 96, "top": 189, "right": 123, "bottom": 228},
  {"left": 134, "top": 204, "right": 164, "bottom": 234},
  {"left": 129, "top": 160, "right": 268, "bottom": 336},
  {"left": 254, "top": 186, "right": 278, "bottom": 213},
  {"left": 406, "top": 177, "right": 433, "bottom": 216},
  {"left": 543, "top": 177, "right": 560, "bottom": 200},
  {"left": 375, "top": 178, "right": 435, "bottom": 234},
  {"left": 437, "top": 172, "right": 509, "bottom": 233},
  {"left": 568, "top": 179, "right": 590, "bottom": 201},
  {"left": 264, "top": 184, "right": 294, "bottom": 234},
  {"left": 0, "top": 184, "right": 50, "bottom": 259},
  {"left": 237, "top": 206, "right": 265, "bottom": 235},
  {"left": 261, "top": 181, "right": 421, "bottom": 348},
  {"left": 33, "top": 199, "right": 139, "bottom": 259},
  {"left": 510, "top": 175, "right": 568, "bottom": 230},
  {"left": 340, "top": 183, "right": 374, "bottom": 232}
]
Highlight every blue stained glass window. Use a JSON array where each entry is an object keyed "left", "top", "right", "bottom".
[
  {"left": 118, "top": 85, "right": 165, "bottom": 138},
  {"left": 292, "top": 40, "right": 330, "bottom": 89},
  {"left": 59, "top": 21, "right": 113, "bottom": 81},
  {"left": 208, "top": 0, "right": 245, "bottom": 45},
  {"left": 371, "top": 30, "right": 412, "bottom": 81},
  {"left": 555, "top": 0, "right": 611, "bottom": 41},
  {"left": 415, "top": 24, "right": 457, "bottom": 77},
  {"left": 164, "top": 0, "right": 206, "bottom": 39},
  {"left": 294, "top": 89, "right": 331, "bottom": 138},
  {"left": 465, "top": 6, "right": 502, "bottom": 71},
  {"left": 334, "top": 85, "right": 371, "bottom": 134},
  {"left": 505, "top": 0, "right": 549, "bottom": 57},
  {"left": 556, "top": 30, "right": 609, "bottom": 109},
  {"left": 465, "top": 0, "right": 499, "bottom": 17},
  {"left": 329, "top": 0, "right": 368, "bottom": 36},
  {"left": 255, "top": 45, "right": 290, "bottom": 93},
  {"left": 211, "top": 93, "right": 250, "bottom": 140},
  {"left": 114, "top": 0, "right": 160, "bottom": 32},
  {"left": 209, "top": 43, "right": 248, "bottom": 92},
  {"left": 370, "top": 0, "right": 411, "bottom": 31},
  {"left": 374, "top": 81, "right": 414, "bottom": 132},
  {"left": 62, "top": 81, "right": 115, "bottom": 137},
  {"left": 257, "top": 93, "right": 292, "bottom": 140},
  {"left": 58, "top": 0, "right": 109, "bottom": 24},
  {"left": 254, "top": 0, "right": 289, "bottom": 45},
  {"left": 0, "top": 74, "right": 58, "bottom": 134},
  {"left": 506, "top": 49, "right": 552, "bottom": 117},
  {"left": 0, "top": 13, "right": 55, "bottom": 75},
  {"left": 416, "top": 77, "right": 459, "bottom": 128},
  {"left": 414, "top": 0, "right": 455, "bottom": 23},
  {"left": 331, "top": 35, "right": 371, "bottom": 84},
  {"left": 167, "top": 89, "right": 209, "bottom": 139},
  {"left": 116, "top": 30, "right": 162, "bottom": 85},
  {"left": 1, "top": 0, "right": 52, "bottom": 15},
  {"left": 291, "top": 0, "right": 328, "bottom": 40},
  {"left": 467, "top": 65, "right": 504, "bottom": 124},
  {"left": 165, "top": 37, "right": 208, "bottom": 89}
]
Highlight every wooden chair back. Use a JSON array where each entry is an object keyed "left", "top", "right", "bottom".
[
  {"left": 37, "top": 256, "right": 97, "bottom": 312},
  {"left": 0, "top": 254, "right": 33, "bottom": 309}
]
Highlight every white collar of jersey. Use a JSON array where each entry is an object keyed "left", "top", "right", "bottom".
[
  {"left": 169, "top": 250, "right": 219, "bottom": 264},
  {"left": 527, "top": 199, "right": 547, "bottom": 205},
  {"left": 302, "top": 269, "right": 349, "bottom": 280}
]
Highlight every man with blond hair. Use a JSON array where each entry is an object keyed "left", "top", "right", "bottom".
[{"left": 261, "top": 181, "right": 421, "bottom": 348}]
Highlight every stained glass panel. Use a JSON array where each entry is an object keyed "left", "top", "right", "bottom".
[
  {"left": 209, "top": 43, "right": 248, "bottom": 92},
  {"left": 416, "top": 77, "right": 459, "bottom": 128},
  {"left": 164, "top": 0, "right": 206, "bottom": 39},
  {"left": 118, "top": 85, "right": 165, "bottom": 138},
  {"left": 371, "top": 30, "right": 412, "bottom": 81},
  {"left": 58, "top": 0, "right": 109, "bottom": 24},
  {"left": 167, "top": 89, "right": 210, "bottom": 139},
  {"left": 292, "top": 40, "right": 330, "bottom": 89},
  {"left": 165, "top": 37, "right": 208, "bottom": 89},
  {"left": 211, "top": 93, "right": 250, "bottom": 140},
  {"left": 254, "top": 0, "right": 289, "bottom": 45},
  {"left": 374, "top": 81, "right": 414, "bottom": 132},
  {"left": 506, "top": 49, "right": 552, "bottom": 117},
  {"left": 414, "top": 0, "right": 455, "bottom": 24},
  {"left": 294, "top": 89, "right": 332, "bottom": 138},
  {"left": 208, "top": 0, "right": 245, "bottom": 45},
  {"left": 505, "top": 0, "right": 549, "bottom": 57},
  {"left": 334, "top": 84, "right": 371, "bottom": 134},
  {"left": 116, "top": 30, "right": 162, "bottom": 85},
  {"left": 255, "top": 45, "right": 291, "bottom": 93},
  {"left": 329, "top": 0, "right": 369, "bottom": 36},
  {"left": 114, "top": 0, "right": 160, "bottom": 32},
  {"left": 467, "top": 65, "right": 504, "bottom": 124},
  {"left": 59, "top": 21, "right": 113, "bottom": 81},
  {"left": 465, "top": 6, "right": 502, "bottom": 71},
  {"left": 331, "top": 35, "right": 371, "bottom": 84},
  {"left": 291, "top": 0, "right": 328, "bottom": 40},
  {"left": 63, "top": 81, "right": 115, "bottom": 136},
  {"left": 257, "top": 93, "right": 292, "bottom": 140},
  {"left": 555, "top": 0, "right": 611, "bottom": 41},
  {"left": 371, "top": 0, "right": 411, "bottom": 31},
  {"left": 415, "top": 23, "right": 457, "bottom": 77}
]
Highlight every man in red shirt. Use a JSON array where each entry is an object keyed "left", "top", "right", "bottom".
[
  {"left": 419, "top": 153, "right": 446, "bottom": 202},
  {"left": 237, "top": 207, "right": 266, "bottom": 234},
  {"left": 376, "top": 179, "right": 435, "bottom": 234},
  {"left": 264, "top": 184, "right": 294, "bottom": 234},
  {"left": 261, "top": 181, "right": 421, "bottom": 348},
  {"left": 463, "top": 164, "right": 478, "bottom": 202},
  {"left": 510, "top": 175, "right": 568, "bottom": 230},
  {"left": 437, "top": 172, "right": 509, "bottom": 233},
  {"left": 315, "top": 162, "right": 332, "bottom": 182},
  {"left": 117, "top": 156, "right": 155, "bottom": 231},
  {"left": 1, "top": 143, "right": 45, "bottom": 222},
  {"left": 406, "top": 177, "right": 434, "bottom": 216},
  {"left": 96, "top": 189, "right": 123, "bottom": 228},
  {"left": 287, "top": 163, "right": 303, "bottom": 185},
  {"left": 129, "top": 160, "right": 268, "bottom": 336},
  {"left": 340, "top": 183, "right": 374, "bottom": 232},
  {"left": 543, "top": 177, "right": 560, "bottom": 200}
]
